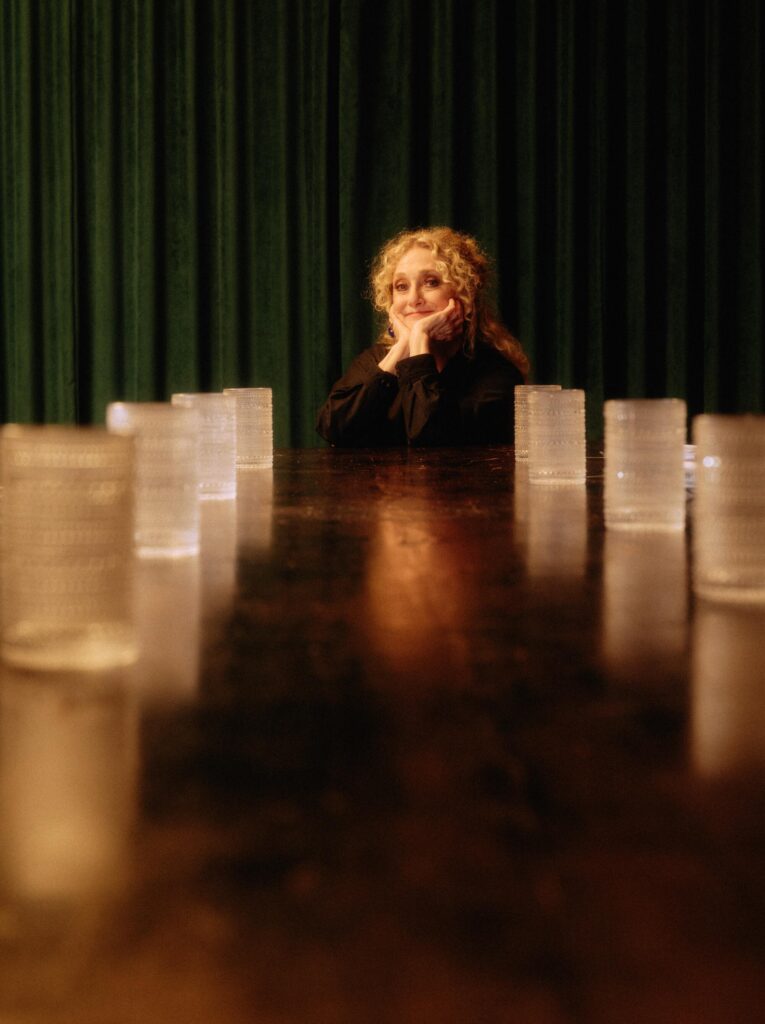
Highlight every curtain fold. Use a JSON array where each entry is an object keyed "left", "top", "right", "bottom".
[{"left": 1, "top": 0, "right": 763, "bottom": 444}]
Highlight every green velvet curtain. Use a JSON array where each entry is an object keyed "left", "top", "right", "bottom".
[{"left": 1, "top": 0, "right": 763, "bottom": 444}]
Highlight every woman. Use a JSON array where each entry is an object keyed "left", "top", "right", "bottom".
[{"left": 316, "top": 227, "right": 529, "bottom": 447}]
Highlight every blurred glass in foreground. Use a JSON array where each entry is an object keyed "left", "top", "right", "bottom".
[{"left": 0, "top": 426, "right": 137, "bottom": 671}]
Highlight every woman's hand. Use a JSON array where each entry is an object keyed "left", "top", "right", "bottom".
[
  {"left": 408, "top": 299, "right": 463, "bottom": 356},
  {"left": 377, "top": 307, "right": 412, "bottom": 374}
]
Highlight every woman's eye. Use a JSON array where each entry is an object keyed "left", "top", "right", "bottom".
[
  {"left": 394, "top": 281, "right": 408, "bottom": 291},
  {"left": 425, "top": 278, "right": 441, "bottom": 288}
]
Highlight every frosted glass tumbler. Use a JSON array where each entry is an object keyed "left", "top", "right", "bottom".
[
  {"left": 107, "top": 402, "right": 200, "bottom": 558},
  {"left": 171, "top": 392, "right": 236, "bottom": 500},
  {"left": 514, "top": 384, "right": 561, "bottom": 460},
  {"left": 0, "top": 426, "right": 137, "bottom": 670},
  {"left": 527, "top": 388, "right": 586, "bottom": 484},
  {"left": 604, "top": 398, "right": 687, "bottom": 531},
  {"left": 224, "top": 387, "right": 273, "bottom": 468},
  {"left": 692, "top": 415, "right": 765, "bottom": 603}
]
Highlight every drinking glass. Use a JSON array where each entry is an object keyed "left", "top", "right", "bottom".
[
  {"left": 604, "top": 398, "right": 687, "bottom": 530},
  {"left": 0, "top": 426, "right": 137, "bottom": 670},
  {"left": 514, "top": 384, "right": 561, "bottom": 460},
  {"left": 223, "top": 387, "right": 273, "bottom": 468},
  {"left": 107, "top": 402, "right": 200, "bottom": 558},
  {"left": 171, "top": 392, "right": 236, "bottom": 500},
  {"left": 692, "top": 414, "right": 765, "bottom": 602},
  {"left": 527, "top": 389, "right": 586, "bottom": 484}
]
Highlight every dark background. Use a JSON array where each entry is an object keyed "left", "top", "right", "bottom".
[{"left": 1, "top": 0, "right": 763, "bottom": 443}]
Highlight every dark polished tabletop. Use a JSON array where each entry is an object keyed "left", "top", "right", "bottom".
[{"left": 1, "top": 447, "right": 764, "bottom": 1023}]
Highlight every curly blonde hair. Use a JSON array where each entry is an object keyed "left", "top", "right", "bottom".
[{"left": 369, "top": 226, "right": 529, "bottom": 378}]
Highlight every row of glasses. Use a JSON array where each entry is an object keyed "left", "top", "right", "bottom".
[
  {"left": 515, "top": 385, "right": 765, "bottom": 602},
  {"left": 0, "top": 388, "right": 272, "bottom": 671}
]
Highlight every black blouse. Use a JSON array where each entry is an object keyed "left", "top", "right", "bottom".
[{"left": 316, "top": 341, "right": 524, "bottom": 447}]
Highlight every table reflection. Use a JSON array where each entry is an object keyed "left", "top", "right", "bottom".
[
  {"left": 364, "top": 500, "right": 472, "bottom": 688},
  {"left": 0, "top": 668, "right": 138, "bottom": 902},
  {"left": 132, "top": 558, "right": 201, "bottom": 703},
  {"left": 236, "top": 468, "right": 273, "bottom": 558},
  {"left": 691, "top": 603, "right": 765, "bottom": 776},
  {"left": 514, "top": 465, "right": 587, "bottom": 578},
  {"left": 601, "top": 532, "right": 688, "bottom": 683},
  {"left": 199, "top": 498, "right": 237, "bottom": 625}
]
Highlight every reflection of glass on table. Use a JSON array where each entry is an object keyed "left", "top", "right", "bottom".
[
  {"left": 0, "top": 669, "right": 138, "bottom": 900},
  {"left": 515, "top": 464, "right": 587, "bottom": 578},
  {"left": 236, "top": 467, "right": 274, "bottom": 557},
  {"left": 691, "top": 604, "right": 765, "bottom": 776},
  {"left": 131, "top": 558, "right": 201, "bottom": 704},
  {"left": 601, "top": 531, "right": 688, "bottom": 683}
]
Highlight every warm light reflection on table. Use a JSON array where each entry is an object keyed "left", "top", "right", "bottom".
[
  {"left": 1, "top": 447, "right": 764, "bottom": 1024},
  {"left": 235, "top": 468, "right": 274, "bottom": 558},
  {"left": 364, "top": 498, "right": 471, "bottom": 686}
]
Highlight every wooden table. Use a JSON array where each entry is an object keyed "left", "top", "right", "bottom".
[{"left": 2, "top": 447, "right": 764, "bottom": 1023}]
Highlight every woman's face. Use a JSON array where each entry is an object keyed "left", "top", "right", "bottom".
[{"left": 390, "top": 246, "right": 455, "bottom": 322}]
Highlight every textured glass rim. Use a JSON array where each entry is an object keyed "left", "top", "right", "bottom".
[
  {"left": 514, "top": 384, "right": 562, "bottom": 393},
  {"left": 107, "top": 403, "right": 198, "bottom": 432},
  {"left": 108, "top": 401, "right": 188, "bottom": 414},
  {"left": 223, "top": 387, "right": 272, "bottom": 395},
  {"left": 1, "top": 423, "right": 121, "bottom": 438},
  {"left": 605, "top": 398, "right": 686, "bottom": 411},
  {"left": 528, "top": 388, "right": 585, "bottom": 402},
  {"left": 172, "top": 391, "right": 232, "bottom": 403},
  {"left": 693, "top": 413, "right": 765, "bottom": 437},
  {"left": 0, "top": 424, "right": 132, "bottom": 448}
]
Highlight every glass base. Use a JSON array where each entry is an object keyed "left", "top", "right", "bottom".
[{"left": 2, "top": 623, "right": 138, "bottom": 671}]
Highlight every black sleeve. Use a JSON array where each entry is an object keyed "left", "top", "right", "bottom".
[
  {"left": 396, "top": 350, "right": 523, "bottom": 446},
  {"left": 396, "top": 354, "right": 461, "bottom": 446},
  {"left": 316, "top": 347, "right": 399, "bottom": 446},
  {"left": 459, "top": 359, "right": 524, "bottom": 444}
]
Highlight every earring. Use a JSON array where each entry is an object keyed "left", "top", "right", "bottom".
[{"left": 387, "top": 323, "right": 395, "bottom": 338}]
